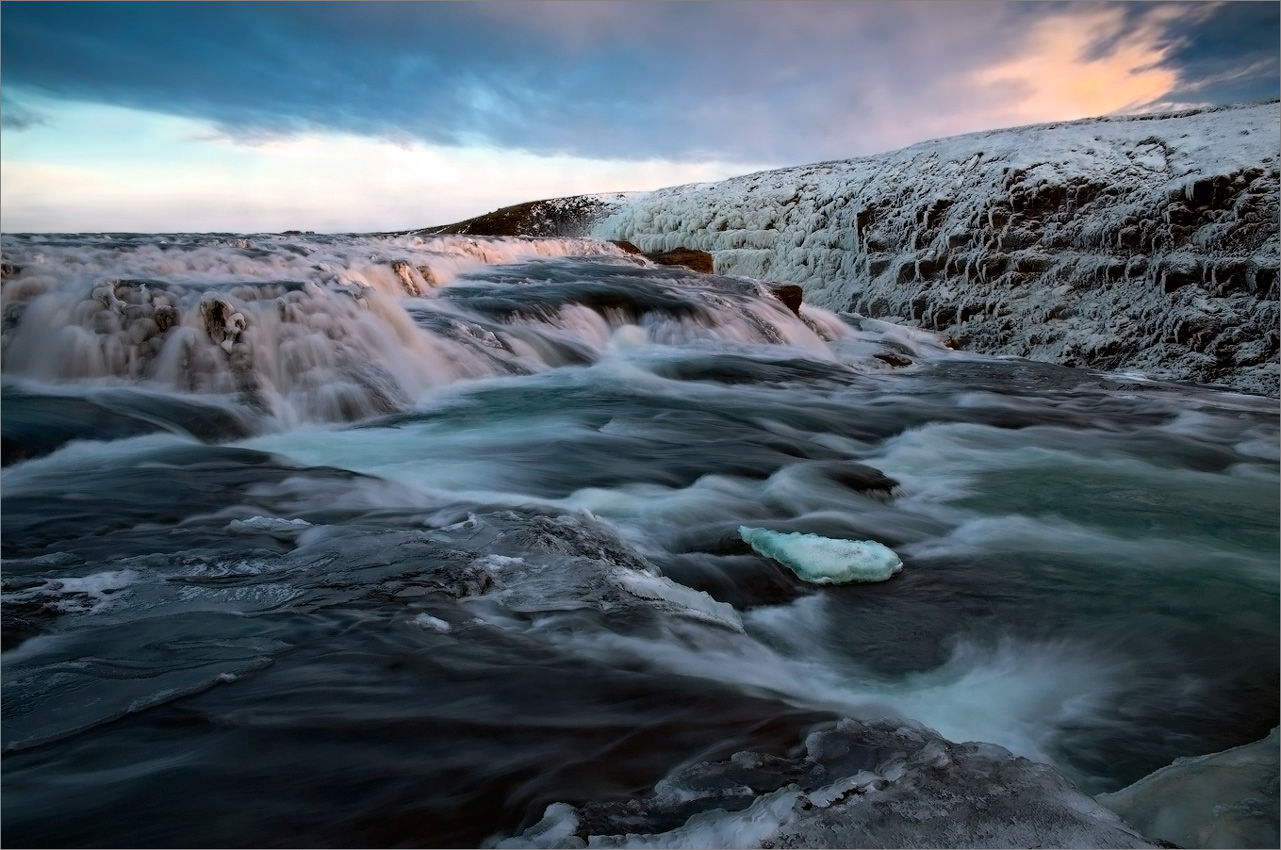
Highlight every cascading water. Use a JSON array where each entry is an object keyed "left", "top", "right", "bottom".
[{"left": 2, "top": 232, "right": 1276, "bottom": 848}]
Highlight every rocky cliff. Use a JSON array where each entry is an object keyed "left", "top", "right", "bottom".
[{"left": 595, "top": 102, "right": 1280, "bottom": 396}]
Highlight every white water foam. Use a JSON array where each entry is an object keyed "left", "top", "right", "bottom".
[{"left": 524, "top": 591, "right": 1137, "bottom": 769}]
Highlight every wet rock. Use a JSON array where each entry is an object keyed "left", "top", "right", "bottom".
[
  {"left": 390, "top": 260, "right": 422, "bottom": 296},
  {"left": 646, "top": 247, "right": 715, "bottom": 274},
  {"left": 873, "top": 352, "right": 913, "bottom": 368},
  {"left": 814, "top": 460, "right": 899, "bottom": 494},
  {"left": 768, "top": 284, "right": 804, "bottom": 315}
]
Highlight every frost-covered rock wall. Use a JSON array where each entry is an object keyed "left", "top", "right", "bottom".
[{"left": 596, "top": 102, "right": 1280, "bottom": 396}]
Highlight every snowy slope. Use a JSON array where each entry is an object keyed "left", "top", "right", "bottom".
[
  {"left": 595, "top": 102, "right": 1280, "bottom": 395},
  {"left": 407, "top": 192, "right": 640, "bottom": 238}
]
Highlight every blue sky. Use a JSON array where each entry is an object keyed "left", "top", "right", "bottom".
[{"left": 2, "top": 1, "right": 1277, "bottom": 233}]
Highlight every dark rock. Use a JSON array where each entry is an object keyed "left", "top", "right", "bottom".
[
  {"left": 817, "top": 461, "right": 899, "bottom": 494},
  {"left": 153, "top": 305, "right": 179, "bottom": 332},
  {"left": 408, "top": 194, "right": 625, "bottom": 238},
  {"left": 646, "top": 248, "right": 715, "bottom": 274},
  {"left": 610, "top": 240, "right": 643, "bottom": 255},
  {"left": 1255, "top": 266, "right": 1278, "bottom": 297},
  {"left": 768, "top": 284, "right": 804, "bottom": 316},
  {"left": 873, "top": 352, "right": 913, "bottom": 368},
  {"left": 1160, "top": 260, "right": 1201, "bottom": 293}
]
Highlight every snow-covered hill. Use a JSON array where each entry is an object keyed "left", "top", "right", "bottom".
[{"left": 595, "top": 102, "right": 1280, "bottom": 396}]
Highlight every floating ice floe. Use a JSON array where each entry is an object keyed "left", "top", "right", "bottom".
[{"left": 739, "top": 526, "right": 902, "bottom": 584}]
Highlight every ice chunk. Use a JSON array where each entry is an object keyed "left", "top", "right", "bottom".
[
  {"left": 227, "top": 516, "right": 312, "bottom": 533},
  {"left": 738, "top": 527, "right": 902, "bottom": 583},
  {"left": 495, "top": 802, "right": 582, "bottom": 849}
]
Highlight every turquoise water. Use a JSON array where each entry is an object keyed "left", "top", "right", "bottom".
[{"left": 2, "top": 235, "right": 1276, "bottom": 846}]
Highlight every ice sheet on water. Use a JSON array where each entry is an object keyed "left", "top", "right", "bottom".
[{"left": 738, "top": 526, "right": 902, "bottom": 584}]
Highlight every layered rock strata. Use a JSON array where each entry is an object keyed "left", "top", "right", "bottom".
[{"left": 596, "top": 102, "right": 1280, "bottom": 396}]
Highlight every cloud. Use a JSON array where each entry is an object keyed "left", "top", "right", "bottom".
[
  {"left": 966, "top": 5, "right": 1185, "bottom": 125},
  {"left": 0, "top": 95, "right": 47, "bottom": 130},
  {"left": 0, "top": 97, "right": 764, "bottom": 232},
  {"left": 4, "top": 1, "right": 1270, "bottom": 167},
  {"left": 2, "top": 1, "right": 1275, "bottom": 231},
  {"left": 1151, "top": 0, "right": 1281, "bottom": 106}
]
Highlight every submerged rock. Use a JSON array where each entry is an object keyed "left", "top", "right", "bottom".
[{"left": 500, "top": 719, "right": 1162, "bottom": 849}]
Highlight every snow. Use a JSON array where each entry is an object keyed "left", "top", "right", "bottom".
[
  {"left": 738, "top": 526, "right": 902, "bottom": 584},
  {"left": 595, "top": 102, "right": 1280, "bottom": 396}
]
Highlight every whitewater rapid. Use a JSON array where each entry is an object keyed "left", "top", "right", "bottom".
[{"left": 2, "top": 232, "right": 1276, "bottom": 847}]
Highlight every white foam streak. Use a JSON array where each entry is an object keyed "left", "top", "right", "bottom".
[{"left": 539, "top": 593, "right": 1132, "bottom": 768}]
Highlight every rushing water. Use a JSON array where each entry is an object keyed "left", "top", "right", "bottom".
[{"left": 2, "top": 233, "right": 1277, "bottom": 847}]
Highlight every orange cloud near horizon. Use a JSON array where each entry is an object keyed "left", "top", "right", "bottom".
[{"left": 969, "top": 5, "right": 1196, "bottom": 128}]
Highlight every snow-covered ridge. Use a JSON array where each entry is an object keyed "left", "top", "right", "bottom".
[
  {"left": 407, "top": 193, "right": 641, "bottom": 239},
  {"left": 595, "top": 102, "right": 1280, "bottom": 396}
]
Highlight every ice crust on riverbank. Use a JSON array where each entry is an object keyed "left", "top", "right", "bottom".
[
  {"left": 498, "top": 718, "right": 1161, "bottom": 849},
  {"left": 595, "top": 102, "right": 1280, "bottom": 396}
]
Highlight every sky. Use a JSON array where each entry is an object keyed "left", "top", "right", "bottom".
[{"left": 2, "top": 1, "right": 1277, "bottom": 233}]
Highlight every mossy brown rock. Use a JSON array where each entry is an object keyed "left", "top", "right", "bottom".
[
  {"left": 645, "top": 247, "right": 715, "bottom": 274},
  {"left": 769, "top": 284, "right": 804, "bottom": 315}
]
